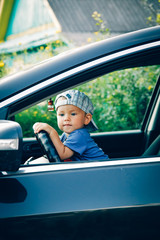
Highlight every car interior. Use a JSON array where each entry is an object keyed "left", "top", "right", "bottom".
[{"left": 143, "top": 135, "right": 160, "bottom": 156}]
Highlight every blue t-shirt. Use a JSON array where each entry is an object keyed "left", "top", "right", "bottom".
[{"left": 60, "top": 128, "right": 109, "bottom": 161}]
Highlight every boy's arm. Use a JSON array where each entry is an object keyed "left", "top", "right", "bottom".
[{"left": 33, "top": 122, "right": 74, "bottom": 160}]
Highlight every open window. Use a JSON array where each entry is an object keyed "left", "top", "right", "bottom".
[{"left": 14, "top": 64, "right": 160, "bottom": 163}]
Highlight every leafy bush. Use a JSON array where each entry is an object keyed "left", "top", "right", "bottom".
[
  {"left": 0, "top": 57, "right": 9, "bottom": 78},
  {"left": 77, "top": 66, "right": 160, "bottom": 132},
  {"left": 15, "top": 103, "right": 59, "bottom": 137}
]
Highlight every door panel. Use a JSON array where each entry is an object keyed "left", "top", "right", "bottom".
[
  {"left": 92, "top": 130, "right": 144, "bottom": 158},
  {"left": 22, "top": 138, "right": 42, "bottom": 163}
]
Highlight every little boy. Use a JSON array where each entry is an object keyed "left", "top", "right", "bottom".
[{"left": 33, "top": 89, "right": 109, "bottom": 161}]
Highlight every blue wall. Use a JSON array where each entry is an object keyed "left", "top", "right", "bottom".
[{"left": 6, "top": 0, "right": 54, "bottom": 39}]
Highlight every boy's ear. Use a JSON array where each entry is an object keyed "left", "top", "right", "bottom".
[{"left": 84, "top": 113, "right": 92, "bottom": 126}]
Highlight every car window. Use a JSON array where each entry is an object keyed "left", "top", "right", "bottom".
[
  {"left": 76, "top": 65, "right": 160, "bottom": 132},
  {"left": 15, "top": 65, "right": 160, "bottom": 137}
]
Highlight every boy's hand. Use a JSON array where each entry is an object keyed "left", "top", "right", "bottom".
[
  {"left": 33, "top": 122, "right": 54, "bottom": 136},
  {"left": 33, "top": 122, "right": 74, "bottom": 160}
]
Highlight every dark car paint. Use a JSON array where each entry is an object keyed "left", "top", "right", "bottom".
[
  {"left": 0, "top": 27, "right": 160, "bottom": 239},
  {"left": 1, "top": 159, "right": 160, "bottom": 218},
  {"left": 1, "top": 206, "right": 160, "bottom": 240},
  {"left": 1, "top": 159, "right": 160, "bottom": 239}
]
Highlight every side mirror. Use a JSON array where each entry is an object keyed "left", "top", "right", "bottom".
[{"left": 0, "top": 120, "right": 23, "bottom": 171}]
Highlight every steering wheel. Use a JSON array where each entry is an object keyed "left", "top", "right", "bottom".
[{"left": 35, "top": 130, "right": 61, "bottom": 162}]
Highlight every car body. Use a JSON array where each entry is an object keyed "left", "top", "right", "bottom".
[{"left": 0, "top": 26, "right": 160, "bottom": 239}]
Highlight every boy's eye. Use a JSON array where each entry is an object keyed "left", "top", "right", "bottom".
[
  {"left": 59, "top": 113, "right": 64, "bottom": 117},
  {"left": 71, "top": 112, "right": 76, "bottom": 116}
]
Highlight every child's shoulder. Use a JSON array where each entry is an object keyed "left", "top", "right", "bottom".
[
  {"left": 72, "top": 128, "right": 89, "bottom": 135},
  {"left": 74, "top": 127, "right": 89, "bottom": 134}
]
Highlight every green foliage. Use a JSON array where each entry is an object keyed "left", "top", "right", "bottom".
[
  {"left": 88, "top": 11, "right": 110, "bottom": 43},
  {"left": 141, "top": 0, "right": 160, "bottom": 26},
  {"left": 0, "top": 39, "right": 68, "bottom": 78},
  {"left": 15, "top": 103, "right": 60, "bottom": 137},
  {"left": 15, "top": 66, "right": 160, "bottom": 137},
  {"left": 0, "top": 56, "right": 9, "bottom": 78},
  {"left": 92, "top": 11, "right": 110, "bottom": 36},
  {"left": 76, "top": 66, "right": 160, "bottom": 132}
]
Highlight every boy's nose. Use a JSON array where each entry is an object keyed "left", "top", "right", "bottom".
[{"left": 64, "top": 114, "right": 70, "bottom": 120}]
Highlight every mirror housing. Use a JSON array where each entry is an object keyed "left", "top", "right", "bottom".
[{"left": 0, "top": 121, "right": 23, "bottom": 171}]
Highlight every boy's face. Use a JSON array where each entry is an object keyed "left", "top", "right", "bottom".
[{"left": 57, "top": 101, "right": 92, "bottom": 134}]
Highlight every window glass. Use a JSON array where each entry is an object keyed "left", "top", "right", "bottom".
[{"left": 15, "top": 65, "right": 160, "bottom": 137}]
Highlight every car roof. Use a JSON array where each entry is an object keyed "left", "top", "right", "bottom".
[{"left": 0, "top": 26, "right": 160, "bottom": 103}]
